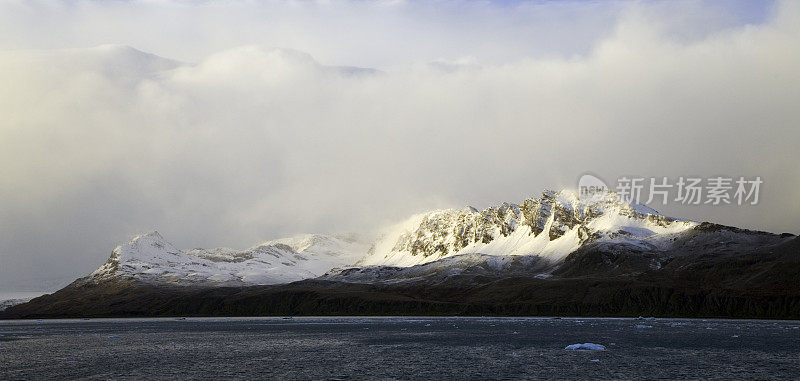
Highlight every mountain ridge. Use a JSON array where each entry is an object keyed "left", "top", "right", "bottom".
[{"left": 2, "top": 188, "right": 798, "bottom": 319}]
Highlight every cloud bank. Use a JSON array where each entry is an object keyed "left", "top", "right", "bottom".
[{"left": 0, "top": 0, "right": 798, "bottom": 289}]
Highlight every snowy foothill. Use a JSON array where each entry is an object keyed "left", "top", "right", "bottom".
[
  {"left": 88, "top": 231, "right": 371, "bottom": 286},
  {"left": 0, "top": 292, "right": 49, "bottom": 311}
]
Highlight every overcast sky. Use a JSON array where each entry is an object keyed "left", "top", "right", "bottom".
[{"left": 0, "top": 0, "right": 798, "bottom": 290}]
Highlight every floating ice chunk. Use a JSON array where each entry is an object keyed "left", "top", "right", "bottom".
[
  {"left": 635, "top": 324, "right": 653, "bottom": 329},
  {"left": 565, "top": 343, "right": 605, "bottom": 351},
  {"left": 732, "top": 335, "right": 739, "bottom": 338},
  {"left": 107, "top": 335, "right": 119, "bottom": 338},
  {"left": 590, "top": 359, "right": 600, "bottom": 362}
]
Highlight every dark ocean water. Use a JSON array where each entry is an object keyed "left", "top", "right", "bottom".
[{"left": 0, "top": 317, "right": 798, "bottom": 380}]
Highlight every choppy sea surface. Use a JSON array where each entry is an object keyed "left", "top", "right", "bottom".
[{"left": 1, "top": 317, "right": 798, "bottom": 380}]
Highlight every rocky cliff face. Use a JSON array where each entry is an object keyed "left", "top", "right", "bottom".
[{"left": 359, "top": 190, "right": 696, "bottom": 267}]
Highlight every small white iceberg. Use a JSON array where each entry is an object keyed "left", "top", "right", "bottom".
[
  {"left": 635, "top": 324, "right": 653, "bottom": 329},
  {"left": 565, "top": 343, "right": 605, "bottom": 351}
]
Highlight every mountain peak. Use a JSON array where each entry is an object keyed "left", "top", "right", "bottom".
[{"left": 132, "top": 230, "right": 164, "bottom": 241}]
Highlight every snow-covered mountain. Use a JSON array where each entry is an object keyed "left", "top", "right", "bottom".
[
  {"left": 88, "top": 231, "right": 370, "bottom": 286},
  {"left": 85, "top": 189, "right": 699, "bottom": 287},
  {"left": 83, "top": 189, "right": 786, "bottom": 288},
  {"left": 358, "top": 189, "right": 697, "bottom": 267}
]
